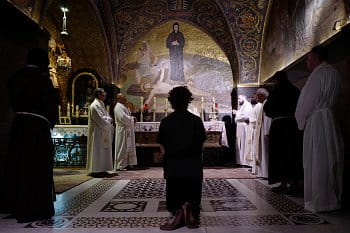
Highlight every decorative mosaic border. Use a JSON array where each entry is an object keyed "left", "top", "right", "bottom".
[
  {"left": 114, "top": 178, "right": 244, "bottom": 199},
  {"left": 238, "top": 179, "right": 308, "bottom": 214},
  {"left": 70, "top": 214, "right": 290, "bottom": 228},
  {"left": 55, "top": 180, "right": 117, "bottom": 216}
]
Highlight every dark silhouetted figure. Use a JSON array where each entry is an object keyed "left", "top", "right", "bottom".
[
  {"left": 264, "top": 71, "right": 303, "bottom": 194},
  {"left": 157, "top": 86, "right": 206, "bottom": 230},
  {"left": 2, "top": 48, "right": 59, "bottom": 222}
]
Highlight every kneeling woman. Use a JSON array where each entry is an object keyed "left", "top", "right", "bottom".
[{"left": 157, "top": 86, "right": 206, "bottom": 230}]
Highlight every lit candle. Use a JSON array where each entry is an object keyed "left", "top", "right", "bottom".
[
  {"left": 140, "top": 96, "right": 144, "bottom": 111},
  {"left": 71, "top": 104, "right": 74, "bottom": 116},
  {"left": 201, "top": 97, "right": 204, "bottom": 120},
  {"left": 67, "top": 102, "right": 70, "bottom": 117},
  {"left": 165, "top": 98, "right": 168, "bottom": 116},
  {"left": 76, "top": 105, "right": 79, "bottom": 118},
  {"left": 212, "top": 97, "right": 215, "bottom": 112},
  {"left": 153, "top": 97, "right": 157, "bottom": 111},
  {"left": 153, "top": 97, "right": 156, "bottom": 122},
  {"left": 58, "top": 105, "right": 61, "bottom": 117},
  {"left": 140, "top": 96, "right": 143, "bottom": 122}
]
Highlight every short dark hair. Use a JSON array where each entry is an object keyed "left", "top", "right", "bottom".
[
  {"left": 173, "top": 22, "right": 179, "bottom": 30},
  {"left": 27, "top": 48, "right": 49, "bottom": 69},
  {"left": 311, "top": 45, "right": 328, "bottom": 61},
  {"left": 168, "top": 86, "right": 193, "bottom": 110},
  {"left": 94, "top": 88, "right": 105, "bottom": 98}
]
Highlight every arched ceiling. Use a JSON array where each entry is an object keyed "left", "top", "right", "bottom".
[
  {"left": 8, "top": 0, "right": 271, "bottom": 85},
  {"left": 109, "top": 0, "right": 269, "bottom": 84}
]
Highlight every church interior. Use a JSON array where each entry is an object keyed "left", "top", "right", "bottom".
[{"left": 1, "top": 0, "right": 350, "bottom": 232}]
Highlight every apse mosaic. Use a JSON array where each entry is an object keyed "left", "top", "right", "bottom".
[
  {"left": 113, "top": 0, "right": 239, "bottom": 83},
  {"left": 120, "top": 20, "right": 234, "bottom": 115},
  {"left": 260, "top": 0, "right": 349, "bottom": 82}
]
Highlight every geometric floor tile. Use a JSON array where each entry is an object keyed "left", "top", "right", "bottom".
[
  {"left": 238, "top": 179, "right": 309, "bottom": 213},
  {"left": 25, "top": 216, "right": 73, "bottom": 228},
  {"left": 210, "top": 198, "right": 257, "bottom": 211},
  {"left": 284, "top": 214, "right": 329, "bottom": 225},
  {"left": 114, "top": 178, "right": 245, "bottom": 199},
  {"left": 55, "top": 180, "right": 117, "bottom": 216},
  {"left": 157, "top": 201, "right": 167, "bottom": 212},
  {"left": 69, "top": 215, "right": 291, "bottom": 228},
  {"left": 101, "top": 201, "right": 147, "bottom": 212}
]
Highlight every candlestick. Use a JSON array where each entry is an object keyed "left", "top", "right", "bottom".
[
  {"left": 165, "top": 98, "right": 168, "bottom": 116},
  {"left": 106, "top": 105, "right": 110, "bottom": 114},
  {"left": 140, "top": 96, "right": 144, "bottom": 111},
  {"left": 153, "top": 97, "right": 157, "bottom": 111},
  {"left": 58, "top": 105, "right": 61, "bottom": 117},
  {"left": 76, "top": 105, "right": 79, "bottom": 118},
  {"left": 71, "top": 104, "right": 74, "bottom": 117},
  {"left": 140, "top": 96, "right": 144, "bottom": 122},
  {"left": 201, "top": 97, "right": 204, "bottom": 119},
  {"left": 153, "top": 97, "right": 156, "bottom": 122},
  {"left": 212, "top": 97, "right": 215, "bottom": 112},
  {"left": 67, "top": 102, "right": 70, "bottom": 117}
]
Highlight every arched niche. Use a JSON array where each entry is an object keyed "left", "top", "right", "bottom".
[{"left": 67, "top": 70, "right": 102, "bottom": 111}]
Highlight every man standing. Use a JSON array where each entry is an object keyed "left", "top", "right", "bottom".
[
  {"left": 235, "top": 94, "right": 252, "bottom": 165},
  {"left": 295, "top": 46, "right": 343, "bottom": 212},
  {"left": 86, "top": 88, "right": 114, "bottom": 178},
  {"left": 3, "top": 48, "right": 59, "bottom": 222},
  {"left": 114, "top": 93, "right": 138, "bottom": 171},
  {"left": 251, "top": 88, "right": 271, "bottom": 178},
  {"left": 264, "top": 71, "right": 303, "bottom": 194},
  {"left": 166, "top": 22, "right": 185, "bottom": 82}
]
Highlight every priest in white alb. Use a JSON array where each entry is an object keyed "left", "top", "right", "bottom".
[
  {"left": 295, "top": 46, "right": 343, "bottom": 212},
  {"left": 235, "top": 94, "right": 252, "bottom": 165},
  {"left": 114, "top": 93, "right": 138, "bottom": 171},
  {"left": 86, "top": 88, "right": 114, "bottom": 177},
  {"left": 251, "top": 88, "right": 271, "bottom": 177}
]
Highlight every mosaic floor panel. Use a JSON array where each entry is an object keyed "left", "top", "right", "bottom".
[
  {"left": 114, "top": 178, "right": 243, "bottom": 199},
  {"left": 2, "top": 177, "right": 330, "bottom": 229}
]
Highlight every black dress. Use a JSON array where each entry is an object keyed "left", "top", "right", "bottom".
[
  {"left": 263, "top": 80, "right": 303, "bottom": 185},
  {"left": 157, "top": 110, "right": 206, "bottom": 219},
  {"left": 1, "top": 65, "right": 59, "bottom": 222}
]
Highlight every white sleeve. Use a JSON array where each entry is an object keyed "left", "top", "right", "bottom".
[
  {"left": 91, "top": 105, "right": 111, "bottom": 131},
  {"left": 295, "top": 70, "right": 322, "bottom": 130},
  {"left": 114, "top": 104, "right": 133, "bottom": 127}
]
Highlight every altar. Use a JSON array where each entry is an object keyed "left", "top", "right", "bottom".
[
  {"left": 134, "top": 121, "right": 228, "bottom": 147},
  {"left": 51, "top": 121, "right": 229, "bottom": 167}
]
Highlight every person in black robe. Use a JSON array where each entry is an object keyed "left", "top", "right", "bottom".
[
  {"left": 166, "top": 22, "right": 185, "bottom": 82},
  {"left": 157, "top": 86, "right": 206, "bottom": 230},
  {"left": 1, "top": 48, "right": 59, "bottom": 222},
  {"left": 263, "top": 71, "right": 303, "bottom": 194}
]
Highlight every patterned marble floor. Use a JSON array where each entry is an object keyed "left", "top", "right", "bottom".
[{"left": 1, "top": 174, "right": 350, "bottom": 233}]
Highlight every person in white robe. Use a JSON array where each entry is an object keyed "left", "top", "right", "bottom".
[
  {"left": 114, "top": 93, "right": 138, "bottom": 171},
  {"left": 235, "top": 95, "right": 252, "bottom": 165},
  {"left": 244, "top": 97, "right": 258, "bottom": 168},
  {"left": 86, "top": 88, "right": 114, "bottom": 177},
  {"left": 295, "top": 46, "right": 344, "bottom": 212},
  {"left": 252, "top": 88, "right": 271, "bottom": 177}
]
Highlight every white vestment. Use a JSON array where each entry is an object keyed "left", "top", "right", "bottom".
[
  {"left": 252, "top": 100, "right": 271, "bottom": 177},
  {"left": 235, "top": 99, "right": 252, "bottom": 165},
  {"left": 86, "top": 98, "right": 114, "bottom": 173},
  {"left": 114, "top": 102, "right": 137, "bottom": 170},
  {"left": 295, "top": 62, "right": 343, "bottom": 212}
]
